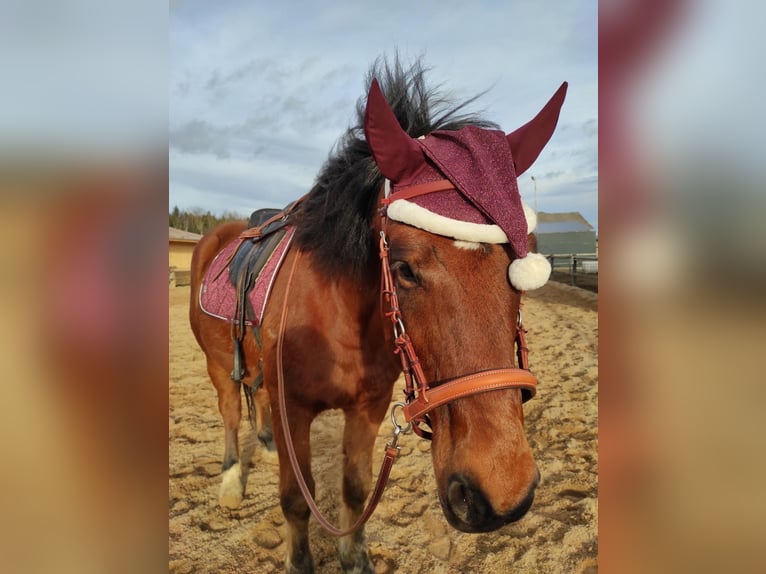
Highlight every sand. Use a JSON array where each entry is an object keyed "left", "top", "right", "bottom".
[{"left": 169, "top": 281, "right": 598, "bottom": 573}]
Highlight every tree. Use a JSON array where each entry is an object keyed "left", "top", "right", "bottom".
[{"left": 169, "top": 206, "right": 247, "bottom": 234}]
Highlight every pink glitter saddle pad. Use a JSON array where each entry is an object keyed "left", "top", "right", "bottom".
[{"left": 199, "top": 226, "right": 295, "bottom": 326}]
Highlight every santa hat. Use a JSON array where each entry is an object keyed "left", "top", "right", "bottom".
[{"left": 365, "top": 79, "right": 567, "bottom": 291}]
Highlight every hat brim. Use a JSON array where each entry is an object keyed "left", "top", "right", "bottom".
[{"left": 387, "top": 198, "right": 537, "bottom": 243}]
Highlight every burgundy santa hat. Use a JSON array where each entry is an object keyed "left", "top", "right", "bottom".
[{"left": 365, "top": 78, "right": 567, "bottom": 291}]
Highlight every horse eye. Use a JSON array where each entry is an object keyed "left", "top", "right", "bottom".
[{"left": 391, "top": 261, "right": 419, "bottom": 287}]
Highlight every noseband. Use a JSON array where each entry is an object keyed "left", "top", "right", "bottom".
[{"left": 379, "top": 179, "right": 539, "bottom": 440}]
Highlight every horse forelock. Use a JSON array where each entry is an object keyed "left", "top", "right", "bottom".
[{"left": 293, "top": 55, "right": 496, "bottom": 281}]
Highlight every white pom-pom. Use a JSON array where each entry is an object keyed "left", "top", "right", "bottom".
[
  {"left": 522, "top": 201, "right": 537, "bottom": 234},
  {"left": 508, "top": 252, "right": 551, "bottom": 291}
]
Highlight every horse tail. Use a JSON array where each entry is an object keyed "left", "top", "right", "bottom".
[
  {"left": 241, "top": 325, "right": 264, "bottom": 430},
  {"left": 242, "top": 382, "right": 256, "bottom": 429}
]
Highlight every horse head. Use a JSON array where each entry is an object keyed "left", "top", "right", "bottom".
[{"left": 365, "top": 78, "right": 567, "bottom": 533}]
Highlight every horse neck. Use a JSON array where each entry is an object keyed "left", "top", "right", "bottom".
[
  {"left": 303, "top": 250, "right": 394, "bottom": 352},
  {"left": 349, "top": 257, "right": 393, "bottom": 350}
]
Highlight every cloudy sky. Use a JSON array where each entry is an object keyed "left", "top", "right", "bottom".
[{"left": 169, "top": 0, "right": 597, "bottom": 229}]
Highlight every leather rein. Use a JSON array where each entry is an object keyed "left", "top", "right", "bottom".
[{"left": 275, "top": 178, "right": 539, "bottom": 536}]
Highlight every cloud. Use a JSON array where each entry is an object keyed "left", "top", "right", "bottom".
[
  {"left": 170, "top": 149, "right": 318, "bottom": 215},
  {"left": 169, "top": 1, "right": 598, "bottom": 226},
  {"left": 582, "top": 118, "right": 598, "bottom": 137},
  {"left": 169, "top": 119, "right": 230, "bottom": 158}
]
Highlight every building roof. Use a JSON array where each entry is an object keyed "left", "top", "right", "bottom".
[
  {"left": 536, "top": 212, "right": 594, "bottom": 234},
  {"left": 169, "top": 227, "right": 203, "bottom": 242}
]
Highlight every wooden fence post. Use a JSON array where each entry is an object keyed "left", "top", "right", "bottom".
[{"left": 571, "top": 255, "right": 577, "bottom": 286}]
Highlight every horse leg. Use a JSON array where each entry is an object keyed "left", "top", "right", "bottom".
[
  {"left": 273, "top": 405, "right": 316, "bottom": 574},
  {"left": 208, "top": 361, "right": 245, "bottom": 508},
  {"left": 338, "top": 406, "right": 387, "bottom": 574}
]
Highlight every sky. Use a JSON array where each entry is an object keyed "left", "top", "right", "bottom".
[{"left": 169, "top": 0, "right": 598, "bottom": 230}]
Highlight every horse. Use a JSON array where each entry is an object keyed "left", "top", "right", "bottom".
[{"left": 189, "top": 59, "right": 567, "bottom": 573}]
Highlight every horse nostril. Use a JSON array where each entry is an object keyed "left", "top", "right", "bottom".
[
  {"left": 447, "top": 478, "right": 471, "bottom": 524},
  {"left": 445, "top": 474, "right": 492, "bottom": 529}
]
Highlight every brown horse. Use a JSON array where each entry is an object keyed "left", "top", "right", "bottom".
[{"left": 189, "top": 60, "right": 566, "bottom": 573}]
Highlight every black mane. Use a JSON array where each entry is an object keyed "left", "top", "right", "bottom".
[{"left": 293, "top": 57, "right": 498, "bottom": 279}]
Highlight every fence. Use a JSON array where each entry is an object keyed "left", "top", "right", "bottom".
[
  {"left": 546, "top": 253, "right": 598, "bottom": 292},
  {"left": 169, "top": 267, "right": 192, "bottom": 287}
]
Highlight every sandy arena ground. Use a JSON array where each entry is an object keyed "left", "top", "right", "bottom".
[{"left": 169, "top": 281, "right": 598, "bottom": 573}]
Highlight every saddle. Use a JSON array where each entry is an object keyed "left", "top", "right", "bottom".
[
  {"left": 227, "top": 207, "right": 293, "bottom": 328},
  {"left": 199, "top": 199, "right": 302, "bottom": 390},
  {"left": 230, "top": 201, "right": 302, "bottom": 385}
]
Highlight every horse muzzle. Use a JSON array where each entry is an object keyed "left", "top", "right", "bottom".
[{"left": 439, "top": 469, "right": 540, "bottom": 533}]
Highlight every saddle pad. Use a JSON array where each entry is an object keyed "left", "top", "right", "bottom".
[{"left": 199, "top": 226, "right": 295, "bottom": 326}]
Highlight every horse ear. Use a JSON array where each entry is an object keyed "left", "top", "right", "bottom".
[
  {"left": 364, "top": 78, "right": 425, "bottom": 182},
  {"left": 506, "top": 82, "right": 568, "bottom": 176}
]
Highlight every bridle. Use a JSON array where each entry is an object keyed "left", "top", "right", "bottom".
[
  {"left": 275, "top": 178, "right": 539, "bottom": 536},
  {"left": 378, "top": 178, "right": 538, "bottom": 439}
]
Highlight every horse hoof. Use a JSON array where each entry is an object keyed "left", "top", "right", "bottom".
[
  {"left": 285, "top": 553, "right": 315, "bottom": 574},
  {"left": 339, "top": 538, "right": 374, "bottom": 574},
  {"left": 339, "top": 554, "right": 374, "bottom": 574},
  {"left": 258, "top": 428, "right": 276, "bottom": 452},
  {"left": 218, "top": 462, "right": 244, "bottom": 508}
]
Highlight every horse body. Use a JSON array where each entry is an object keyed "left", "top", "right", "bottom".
[{"left": 188, "top": 59, "right": 566, "bottom": 573}]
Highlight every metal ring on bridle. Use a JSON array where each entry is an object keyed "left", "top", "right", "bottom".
[
  {"left": 393, "top": 317, "right": 406, "bottom": 338},
  {"left": 390, "top": 402, "right": 412, "bottom": 434}
]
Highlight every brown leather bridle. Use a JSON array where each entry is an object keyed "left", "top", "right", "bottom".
[
  {"left": 379, "top": 179, "right": 539, "bottom": 439},
  {"left": 275, "top": 179, "right": 540, "bottom": 536}
]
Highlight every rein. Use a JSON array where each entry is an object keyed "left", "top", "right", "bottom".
[
  {"left": 274, "top": 179, "right": 539, "bottom": 535},
  {"left": 276, "top": 250, "right": 402, "bottom": 537}
]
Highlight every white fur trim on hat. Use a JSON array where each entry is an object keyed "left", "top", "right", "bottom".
[
  {"left": 522, "top": 201, "right": 537, "bottom": 233},
  {"left": 388, "top": 199, "right": 509, "bottom": 243},
  {"left": 388, "top": 198, "right": 537, "bottom": 243},
  {"left": 508, "top": 252, "right": 551, "bottom": 291}
]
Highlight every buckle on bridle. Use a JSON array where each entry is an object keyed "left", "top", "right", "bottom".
[{"left": 387, "top": 402, "right": 412, "bottom": 450}]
